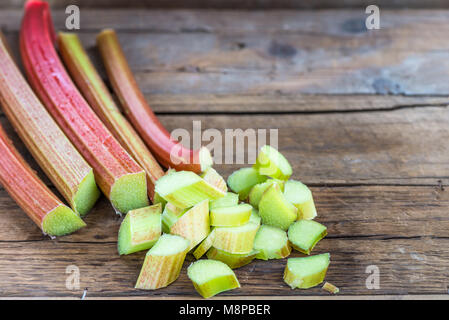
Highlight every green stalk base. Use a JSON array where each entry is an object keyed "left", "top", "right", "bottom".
[
  {"left": 72, "top": 170, "right": 101, "bottom": 217},
  {"left": 110, "top": 171, "right": 149, "bottom": 214},
  {"left": 42, "top": 205, "right": 86, "bottom": 236}
]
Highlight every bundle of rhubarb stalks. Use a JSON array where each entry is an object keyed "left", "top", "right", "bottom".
[{"left": 0, "top": 1, "right": 336, "bottom": 298}]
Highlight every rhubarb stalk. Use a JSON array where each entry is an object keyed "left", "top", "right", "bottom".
[
  {"left": 96, "top": 29, "right": 213, "bottom": 173},
  {"left": 0, "top": 32, "right": 99, "bottom": 216},
  {"left": 0, "top": 124, "right": 86, "bottom": 236},
  {"left": 57, "top": 32, "right": 164, "bottom": 201},
  {"left": 20, "top": 1, "right": 148, "bottom": 213}
]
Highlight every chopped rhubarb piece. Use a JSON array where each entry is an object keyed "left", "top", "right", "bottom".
[
  {"left": 213, "top": 220, "right": 260, "bottom": 254},
  {"left": 210, "top": 203, "right": 252, "bottom": 227},
  {"left": 227, "top": 167, "right": 267, "bottom": 200},
  {"left": 207, "top": 247, "right": 258, "bottom": 269},
  {"left": 258, "top": 184, "right": 297, "bottom": 230},
  {"left": 118, "top": 203, "right": 162, "bottom": 255},
  {"left": 284, "top": 253, "right": 330, "bottom": 289},
  {"left": 155, "top": 170, "right": 225, "bottom": 209},
  {"left": 210, "top": 192, "right": 239, "bottom": 210},
  {"left": 187, "top": 259, "right": 240, "bottom": 298},
  {"left": 169, "top": 199, "right": 210, "bottom": 251},
  {"left": 284, "top": 180, "right": 317, "bottom": 220},
  {"left": 253, "top": 145, "right": 292, "bottom": 180},
  {"left": 254, "top": 225, "right": 291, "bottom": 260},
  {"left": 288, "top": 220, "right": 327, "bottom": 255},
  {"left": 135, "top": 234, "right": 190, "bottom": 290}
]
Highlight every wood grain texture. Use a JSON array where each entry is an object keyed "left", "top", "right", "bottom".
[
  {"left": 2, "top": 1, "right": 449, "bottom": 9},
  {"left": 0, "top": 8, "right": 448, "bottom": 298},
  {"left": 0, "top": 185, "right": 448, "bottom": 297},
  {"left": 4, "top": 10, "right": 449, "bottom": 95}
]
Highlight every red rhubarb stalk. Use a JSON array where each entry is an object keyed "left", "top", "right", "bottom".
[
  {"left": 96, "top": 29, "right": 213, "bottom": 173},
  {"left": 57, "top": 32, "right": 165, "bottom": 201},
  {"left": 0, "top": 31, "right": 99, "bottom": 217},
  {"left": 20, "top": 0, "right": 149, "bottom": 213},
  {"left": 0, "top": 123, "right": 86, "bottom": 237}
]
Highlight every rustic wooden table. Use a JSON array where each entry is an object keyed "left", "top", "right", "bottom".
[{"left": 0, "top": 8, "right": 448, "bottom": 299}]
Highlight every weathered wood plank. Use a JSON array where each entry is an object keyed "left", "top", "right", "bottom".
[
  {"left": 141, "top": 94, "right": 449, "bottom": 113},
  {"left": 0, "top": 236, "right": 447, "bottom": 297},
  {"left": 4, "top": 10, "right": 449, "bottom": 95},
  {"left": 4, "top": 1, "right": 449, "bottom": 10},
  {"left": 1, "top": 185, "right": 448, "bottom": 242},
  {"left": 2, "top": 106, "right": 449, "bottom": 187}
]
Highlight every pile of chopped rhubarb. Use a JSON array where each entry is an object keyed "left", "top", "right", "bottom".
[{"left": 0, "top": 1, "right": 338, "bottom": 298}]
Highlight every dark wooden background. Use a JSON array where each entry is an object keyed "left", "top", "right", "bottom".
[{"left": 0, "top": 2, "right": 448, "bottom": 299}]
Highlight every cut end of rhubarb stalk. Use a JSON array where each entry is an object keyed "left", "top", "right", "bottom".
[
  {"left": 213, "top": 220, "right": 260, "bottom": 254},
  {"left": 288, "top": 220, "right": 327, "bottom": 255},
  {"left": 284, "top": 253, "right": 330, "bottom": 289},
  {"left": 207, "top": 247, "right": 258, "bottom": 269},
  {"left": 253, "top": 145, "right": 292, "bottom": 180},
  {"left": 227, "top": 167, "right": 267, "bottom": 200},
  {"left": 259, "top": 184, "right": 297, "bottom": 230},
  {"left": 42, "top": 205, "right": 86, "bottom": 236},
  {"left": 135, "top": 234, "right": 190, "bottom": 290},
  {"left": 73, "top": 170, "right": 101, "bottom": 217},
  {"left": 254, "top": 225, "right": 291, "bottom": 260},
  {"left": 169, "top": 199, "right": 210, "bottom": 250},
  {"left": 118, "top": 203, "right": 162, "bottom": 255},
  {"left": 110, "top": 171, "right": 149, "bottom": 214},
  {"left": 155, "top": 170, "right": 225, "bottom": 209},
  {"left": 210, "top": 203, "right": 252, "bottom": 227},
  {"left": 187, "top": 259, "right": 240, "bottom": 299},
  {"left": 284, "top": 180, "right": 317, "bottom": 220}
]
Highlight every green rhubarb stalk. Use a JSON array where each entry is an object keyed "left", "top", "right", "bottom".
[
  {"left": 117, "top": 203, "right": 162, "bottom": 255},
  {"left": 187, "top": 259, "right": 240, "bottom": 299},
  {"left": 169, "top": 199, "right": 210, "bottom": 251},
  {"left": 155, "top": 170, "right": 225, "bottom": 209},
  {"left": 135, "top": 234, "right": 190, "bottom": 290},
  {"left": 283, "top": 253, "right": 330, "bottom": 289},
  {"left": 254, "top": 225, "right": 291, "bottom": 260},
  {"left": 284, "top": 180, "right": 317, "bottom": 220},
  {"left": 207, "top": 247, "right": 258, "bottom": 269},
  {"left": 192, "top": 229, "right": 216, "bottom": 259},
  {"left": 288, "top": 220, "right": 327, "bottom": 255},
  {"left": 253, "top": 145, "right": 292, "bottom": 180},
  {"left": 258, "top": 184, "right": 297, "bottom": 230},
  {"left": 227, "top": 167, "right": 267, "bottom": 200},
  {"left": 210, "top": 203, "right": 252, "bottom": 227}
]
